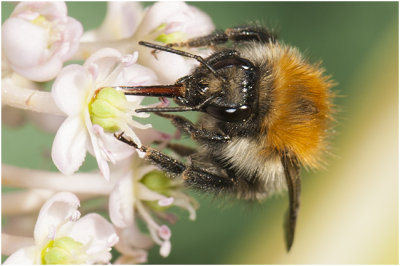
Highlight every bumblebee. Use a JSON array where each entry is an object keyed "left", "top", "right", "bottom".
[{"left": 113, "top": 26, "right": 334, "bottom": 251}]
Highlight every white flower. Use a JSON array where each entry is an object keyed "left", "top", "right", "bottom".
[
  {"left": 51, "top": 48, "right": 158, "bottom": 180},
  {"left": 4, "top": 192, "right": 118, "bottom": 265},
  {"left": 133, "top": 1, "right": 215, "bottom": 83},
  {"left": 2, "top": 2, "right": 83, "bottom": 81},
  {"left": 81, "top": 2, "right": 143, "bottom": 42},
  {"left": 109, "top": 156, "right": 198, "bottom": 257}
]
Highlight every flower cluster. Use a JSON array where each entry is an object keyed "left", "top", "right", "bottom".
[{"left": 2, "top": 2, "right": 214, "bottom": 264}]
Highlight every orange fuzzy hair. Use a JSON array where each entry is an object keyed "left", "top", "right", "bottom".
[{"left": 260, "top": 43, "right": 335, "bottom": 168}]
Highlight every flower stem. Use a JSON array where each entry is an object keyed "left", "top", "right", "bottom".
[
  {"left": 2, "top": 86, "right": 64, "bottom": 115},
  {"left": 3, "top": 189, "right": 105, "bottom": 216},
  {"left": 2, "top": 164, "right": 112, "bottom": 195},
  {"left": 2, "top": 233, "right": 34, "bottom": 256},
  {"left": 2, "top": 189, "right": 54, "bottom": 215}
]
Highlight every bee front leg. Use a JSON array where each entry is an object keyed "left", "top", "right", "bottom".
[
  {"left": 155, "top": 112, "right": 230, "bottom": 142},
  {"left": 115, "top": 132, "right": 185, "bottom": 175},
  {"left": 166, "top": 26, "right": 276, "bottom": 49}
]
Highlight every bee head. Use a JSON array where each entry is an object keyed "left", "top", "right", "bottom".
[{"left": 175, "top": 51, "right": 259, "bottom": 123}]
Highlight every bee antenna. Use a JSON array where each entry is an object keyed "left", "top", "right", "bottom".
[{"left": 139, "top": 41, "right": 227, "bottom": 82}]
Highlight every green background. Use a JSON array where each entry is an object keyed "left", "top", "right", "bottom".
[{"left": 2, "top": 1, "right": 398, "bottom": 264}]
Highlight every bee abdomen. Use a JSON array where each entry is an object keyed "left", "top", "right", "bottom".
[{"left": 217, "top": 138, "right": 287, "bottom": 200}]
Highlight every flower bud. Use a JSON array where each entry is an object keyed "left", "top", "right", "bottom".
[
  {"left": 89, "top": 87, "right": 128, "bottom": 132},
  {"left": 140, "top": 170, "right": 173, "bottom": 211},
  {"left": 41, "top": 237, "right": 84, "bottom": 264}
]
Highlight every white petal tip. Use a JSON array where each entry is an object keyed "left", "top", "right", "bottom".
[
  {"left": 69, "top": 210, "right": 81, "bottom": 222},
  {"left": 158, "top": 197, "right": 174, "bottom": 207},
  {"left": 160, "top": 241, "right": 171, "bottom": 257}
]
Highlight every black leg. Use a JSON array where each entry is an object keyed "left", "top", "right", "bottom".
[
  {"left": 116, "top": 132, "right": 186, "bottom": 174},
  {"left": 165, "top": 143, "right": 197, "bottom": 157},
  {"left": 115, "top": 133, "right": 235, "bottom": 192},
  {"left": 155, "top": 112, "right": 230, "bottom": 142},
  {"left": 182, "top": 166, "right": 235, "bottom": 192},
  {"left": 166, "top": 26, "right": 276, "bottom": 48}
]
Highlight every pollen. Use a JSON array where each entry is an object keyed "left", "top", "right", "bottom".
[{"left": 31, "top": 15, "right": 48, "bottom": 26}]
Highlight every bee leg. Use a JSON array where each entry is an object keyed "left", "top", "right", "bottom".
[
  {"left": 155, "top": 112, "right": 230, "bottom": 142},
  {"left": 115, "top": 132, "right": 186, "bottom": 174},
  {"left": 166, "top": 26, "right": 276, "bottom": 48},
  {"left": 182, "top": 166, "right": 235, "bottom": 192},
  {"left": 165, "top": 143, "right": 197, "bottom": 157},
  {"left": 115, "top": 133, "right": 235, "bottom": 191},
  {"left": 281, "top": 155, "right": 301, "bottom": 251}
]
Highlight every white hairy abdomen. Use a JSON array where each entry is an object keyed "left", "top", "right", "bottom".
[{"left": 220, "top": 138, "right": 287, "bottom": 198}]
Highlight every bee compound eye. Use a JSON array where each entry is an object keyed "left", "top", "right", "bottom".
[{"left": 205, "top": 104, "right": 251, "bottom": 122}]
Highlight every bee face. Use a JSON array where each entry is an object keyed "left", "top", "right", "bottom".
[{"left": 176, "top": 52, "right": 260, "bottom": 123}]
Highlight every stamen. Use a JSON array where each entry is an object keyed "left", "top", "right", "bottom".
[
  {"left": 48, "top": 225, "right": 56, "bottom": 240},
  {"left": 159, "top": 225, "right": 171, "bottom": 240},
  {"left": 107, "top": 233, "right": 119, "bottom": 246},
  {"left": 158, "top": 197, "right": 174, "bottom": 207},
  {"left": 121, "top": 51, "right": 138, "bottom": 67},
  {"left": 160, "top": 241, "right": 171, "bottom": 257},
  {"left": 69, "top": 210, "right": 81, "bottom": 222}
]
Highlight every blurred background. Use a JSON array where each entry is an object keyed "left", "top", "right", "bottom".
[{"left": 2, "top": 2, "right": 398, "bottom": 264}]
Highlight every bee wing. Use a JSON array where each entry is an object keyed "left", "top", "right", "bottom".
[{"left": 281, "top": 155, "right": 301, "bottom": 251}]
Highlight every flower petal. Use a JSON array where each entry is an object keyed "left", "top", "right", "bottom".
[
  {"left": 115, "top": 224, "right": 154, "bottom": 251},
  {"left": 3, "top": 246, "right": 37, "bottom": 265},
  {"left": 34, "top": 192, "right": 80, "bottom": 245},
  {"left": 134, "top": 2, "right": 213, "bottom": 39},
  {"left": 12, "top": 54, "right": 64, "bottom": 82},
  {"left": 114, "top": 62, "right": 158, "bottom": 87},
  {"left": 87, "top": 126, "right": 135, "bottom": 162},
  {"left": 109, "top": 174, "right": 135, "bottom": 228},
  {"left": 85, "top": 117, "right": 111, "bottom": 180},
  {"left": 67, "top": 213, "right": 117, "bottom": 264},
  {"left": 2, "top": 18, "right": 48, "bottom": 69},
  {"left": 82, "top": 2, "right": 143, "bottom": 41},
  {"left": 56, "top": 17, "right": 84, "bottom": 61},
  {"left": 51, "top": 116, "right": 88, "bottom": 175},
  {"left": 83, "top": 48, "right": 123, "bottom": 86},
  {"left": 11, "top": 2, "right": 67, "bottom": 19},
  {"left": 137, "top": 45, "right": 198, "bottom": 83},
  {"left": 51, "top": 64, "right": 92, "bottom": 116}
]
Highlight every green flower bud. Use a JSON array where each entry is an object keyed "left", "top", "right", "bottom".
[
  {"left": 152, "top": 23, "right": 185, "bottom": 44},
  {"left": 141, "top": 170, "right": 172, "bottom": 195},
  {"left": 41, "top": 237, "right": 84, "bottom": 265},
  {"left": 140, "top": 170, "right": 173, "bottom": 211},
  {"left": 155, "top": 32, "right": 185, "bottom": 44},
  {"left": 89, "top": 87, "right": 128, "bottom": 132}
]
